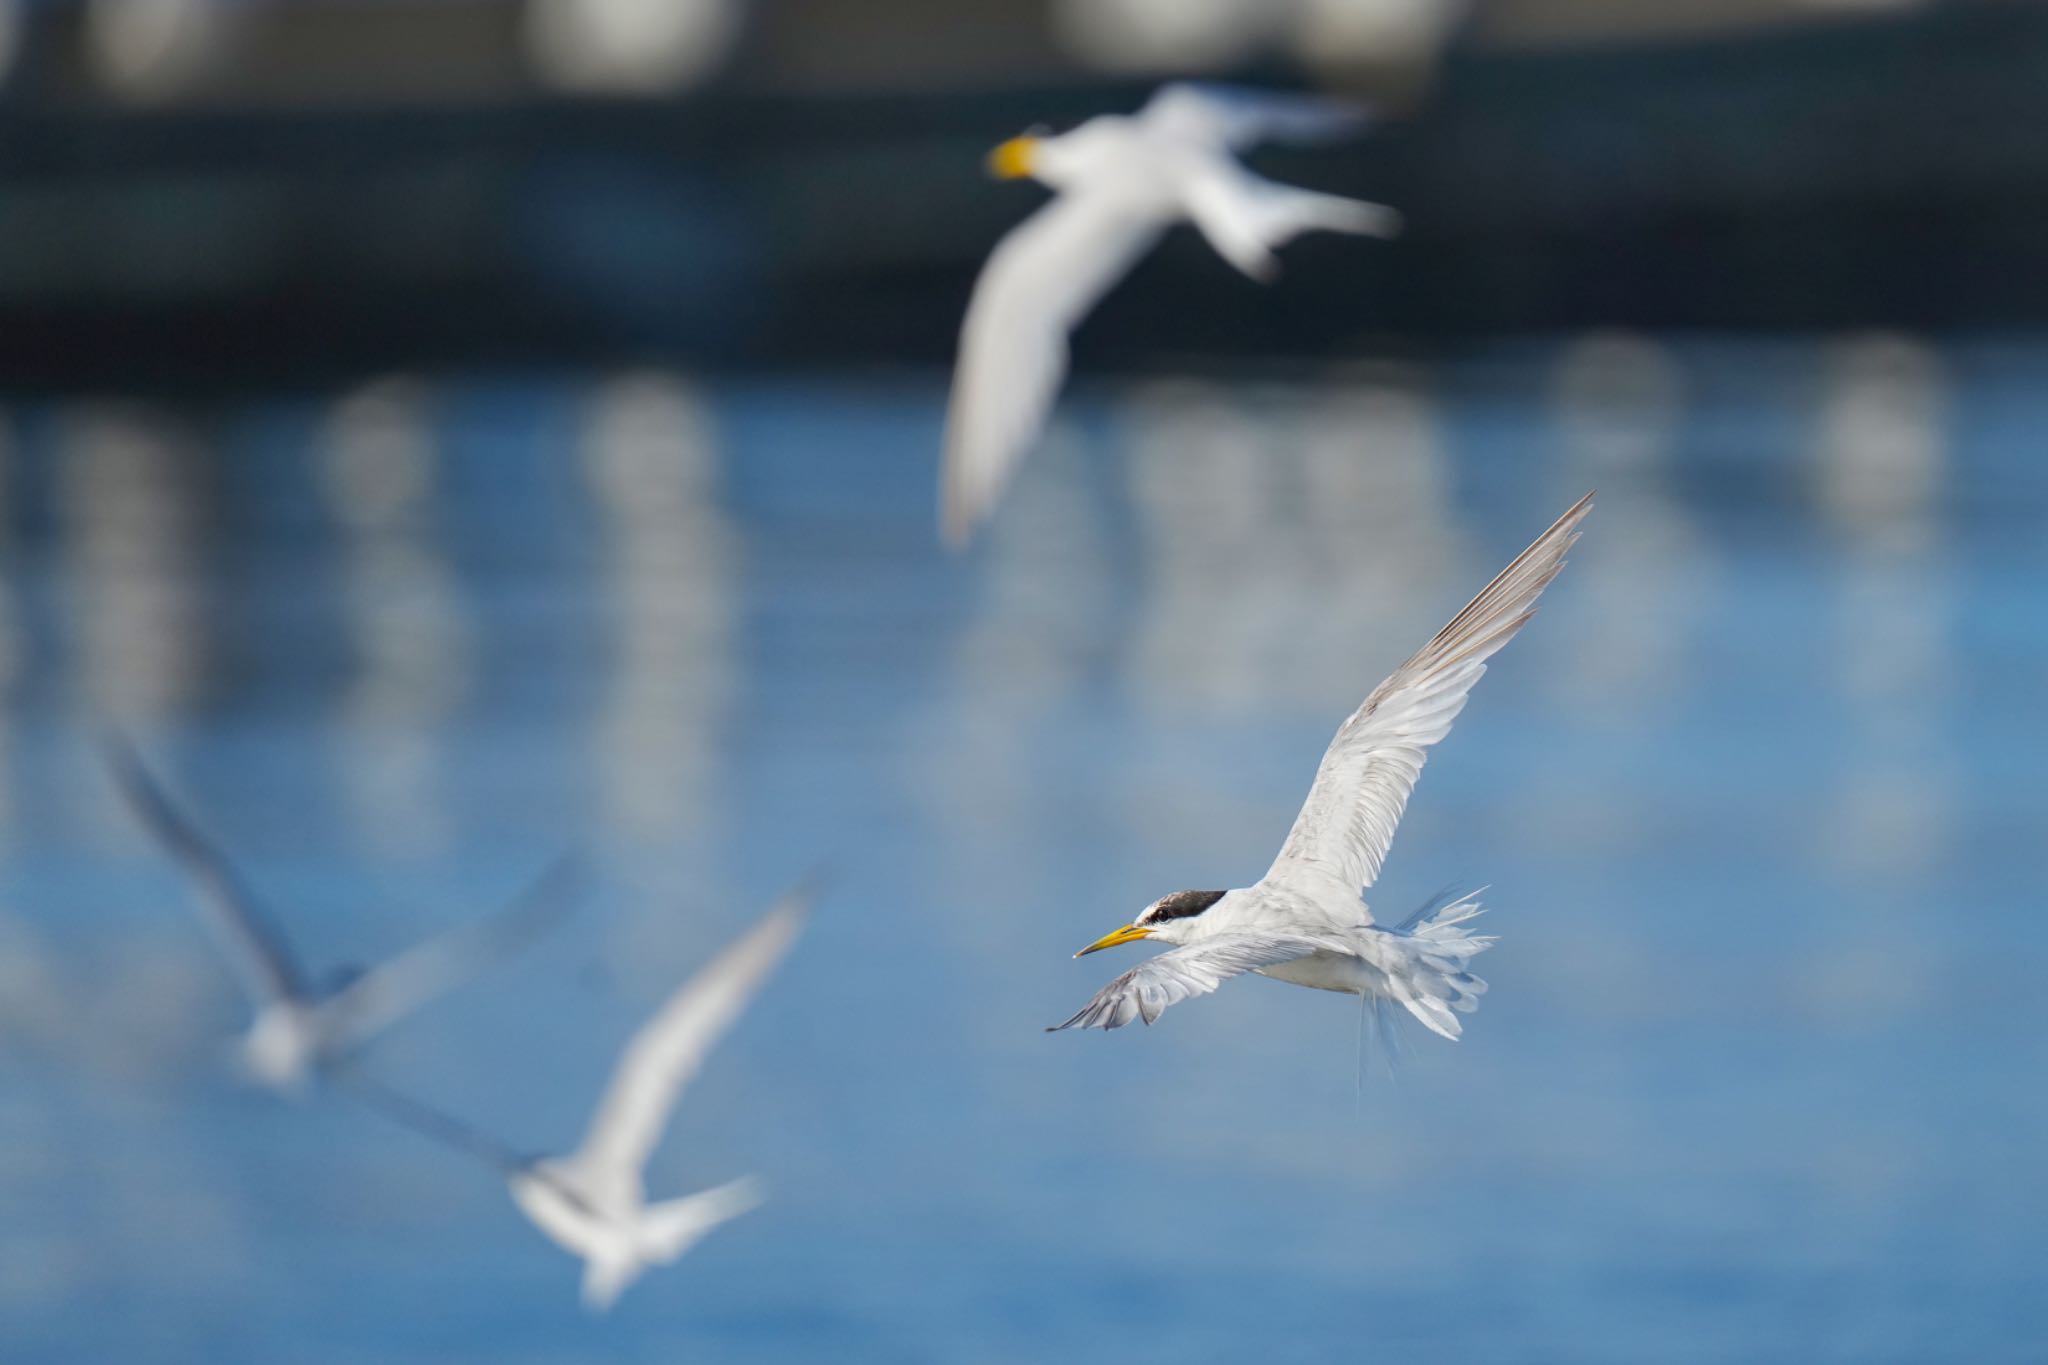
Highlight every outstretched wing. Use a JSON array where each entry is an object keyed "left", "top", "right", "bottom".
[
  {"left": 1138, "top": 82, "right": 1373, "bottom": 152},
  {"left": 1263, "top": 493, "right": 1594, "bottom": 908},
  {"left": 563, "top": 885, "right": 812, "bottom": 1209},
  {"left": 319, "top": 854, "right": 584, "bottom": 1052},
  {"left": 1049, "top": 932, "right": 1342, "bottom": 1031},
  {"left": 103, "top": 733, "right": 307, "bottom": 1007},
  {"left": 941, "top": 188, "right": 1165, "bottom": 546}
]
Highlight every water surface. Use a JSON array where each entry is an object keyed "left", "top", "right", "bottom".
[{"left": 2, "top": 335, "right": 2043, "bottom": 1363}]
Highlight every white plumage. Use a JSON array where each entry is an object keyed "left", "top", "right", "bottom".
[
  {"left": 508, "top": 888, "right": 808, "bottom": 1312},
  {"left": 941, "top": 82, "right": 1400, "bottom": 547},
  {"left": 1054, "top": 493, "right": 1592, "bottom": 1037}
]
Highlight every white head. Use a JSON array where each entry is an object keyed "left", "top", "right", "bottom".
[
  {"left": 1073, "top": 889, "right": 1227, "bottom": 956},
  {"left": 985, "top": 117, "right": 1131, "bottom": 192}
]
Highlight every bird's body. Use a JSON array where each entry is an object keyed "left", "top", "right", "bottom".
[
  {"left": 242, "top": 998, "right": 323, "bottom": 1091},
  {"left": 1053, "top": 493, "right": 1593, "bottom": 1036},
  {"left": 505, "top": 890, "right": 806, "bottom": 1313},
  {"left": 942, "top": 82, "right": 1401, "bottom": 546},
  {"left": 104, "top": 736, "right": 577, "bottom": 1093}
]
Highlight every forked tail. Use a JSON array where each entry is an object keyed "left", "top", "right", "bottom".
[
  {"left": 1379, "top": 891, "right": 1493, "bottom": 1041},
  {"left": 1188, "top": 172, "right": 1403, "bottom": 281},
  {"left": 578, "top": 1177, "right": 765, "bottom": 1314},
  {"left": 638, "top": 1176, "right": 764, "bottom": 1263},
  {"left": 1261, "top": 185, "right": 1404, "bottom": 242}
]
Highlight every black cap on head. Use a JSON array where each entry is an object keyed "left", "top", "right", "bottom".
[{"left": 1138, "top": 889, "right": 1226, "bottom": 925}]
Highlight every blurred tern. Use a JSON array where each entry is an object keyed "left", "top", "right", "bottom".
[
  {"left": 106, "top": 736, "right": 578, "bottom": 1092},
  {"left": 941, "top": 82, "right": 1401, "bottom": 547},
  {"left": 1052, "top": 493, "right": 1592, "bottom": 1036},
  {"left": 508, "top": 887, "right": 809, "bottom": 1312}
]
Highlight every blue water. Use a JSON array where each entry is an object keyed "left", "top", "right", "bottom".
[{"left": 2, "top": 335, "right": 2045, "bottom": 1363}]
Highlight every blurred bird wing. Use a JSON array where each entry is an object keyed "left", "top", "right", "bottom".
[
  {"left": 1263, "top": 493, "right": 1594, "bottom": 908},
  {"left": 319, "top": 854, "right": 584, "bottom": 1051},
  {"left": 1138, "top": 82, "right": 1373, "bottom": 152},
  {"left": 104, "top": 734, "right": 307, "bottom": 1007},
  {"left": 1050, "top": 931, "right": 1345, "bottom": 1031},
  {"left": 941, "top": 188, "right": 1165, "bottom": 546},
  {"left": 563, "top": 887, "right": 810, "bottom": 1208}
]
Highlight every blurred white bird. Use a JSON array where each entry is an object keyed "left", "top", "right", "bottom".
[
  {"left": 507, "top": 887, "right": 809, "bottom": 1312},
  {"left": 941, "top": 82, "right": 1401, "bottom": 547},
  {"left": 1052, "top": 493, "right": 1592, "bottom": 1036},
  {"left": 105, "top": 735, "right": 578, "bottom": 1092}
]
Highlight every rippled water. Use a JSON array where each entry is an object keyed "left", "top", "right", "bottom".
[{"left": 2, "top": 335, "right": 2044, "bottom": 1363}]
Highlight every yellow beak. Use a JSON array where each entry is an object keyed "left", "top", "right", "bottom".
[
  {"left": 1074, "top": 923, "right": 1151, "bottom": 958},
  {"left": 987, "top": 136, "right": 1039, "bottom": 180}
]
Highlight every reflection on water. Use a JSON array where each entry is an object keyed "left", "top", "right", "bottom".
[
  {"left": 3, "top": 335, "right": 2047, "bottom": 1363},
  {"left": 934, "top": 412, "right": 1108, "bottom": 894},
  {"left": 1816, "top": 333, "right": 1946, "bottom": 553},
  {"left": 581, "top": 371, "right": 737, "bottom": 844},
  {"left": 59, "top": 404, "right": 212, "bottom": 725},
  {"left": 1548, "top": 331, "right": 1705, "bottom": 714},
  {"left": 322, "top": 378, "right": 471, "bottom": 857},
  {"left": 1124, "top": 375, "right": 1468, "bottom": 716},
  {"left": 0, "top": 421, "right": 17, "bottom": 836},
  {"left": 1814, "top": 336, "right": 1958, "bottom": 887}
]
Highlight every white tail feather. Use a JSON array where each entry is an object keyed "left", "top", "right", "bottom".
[
  {"left": 1269, "top": 187, "right": 1403, "bottom": 240},
  {"left": 637, "top": 1176, "right": 763, "bottom": 1264},
  {"left": 1376, "top": 892, "right": 1494, "bottom": 1040},
  {"left": 576, "top": 1178, "right": 764, "bottom": 1314},
  {"left": 581, "top": 1257, "right": 638, "bottom": 1314},
  {"left": 1188, "top": 174, "right": 1402, "bottom": 281}
]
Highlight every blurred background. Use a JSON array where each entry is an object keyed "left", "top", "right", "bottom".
[{"left": 3, "top": 1, "right": 2046, "bottom": 1362}]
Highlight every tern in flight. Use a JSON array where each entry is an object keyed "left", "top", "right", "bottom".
[
  {"left": 105, "top": 736, "right": 578, "bottom": 1092},
  {"left": 941, "top": 82, "right": 1401, "bottom": 546},
  {"left": 505, "top": 887, "right": 809, "bottom": 1312},
  {"left": 1052, "top": 493, "right": 1592, "bottom": 1036}
]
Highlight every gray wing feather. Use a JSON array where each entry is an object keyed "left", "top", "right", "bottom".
[
  {"left": 1049, "top": 932, "right": 1342, "bottom": 1032},
  {"left": 1264, "top": 493, "right": 1594, "bottom": 907},
  {"left": 103, "top": 733, "right": 307, "bottom": 1005},
  {"left": 319, "top": 854, "right": 583, "bottom": 1051},
  {"left": 1138, "top": 82, "right": 1373, "bottom": 152},
  {"left": 941, "top": 189, "right": 1165, "bottom": 546}
]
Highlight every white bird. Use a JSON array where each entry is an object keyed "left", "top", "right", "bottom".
[
  {"left": 507, "top": 888, "right": 809, "bottom": 1312},
  {"left": 105, "top": 735, "right": 578, "bottom": 1092},
  {"left": 1051, "top": 493, "right": 1592, "bottom": 1036},
  {"left": 941, "top": 81, "right": 1401, "bottom": 547}
]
